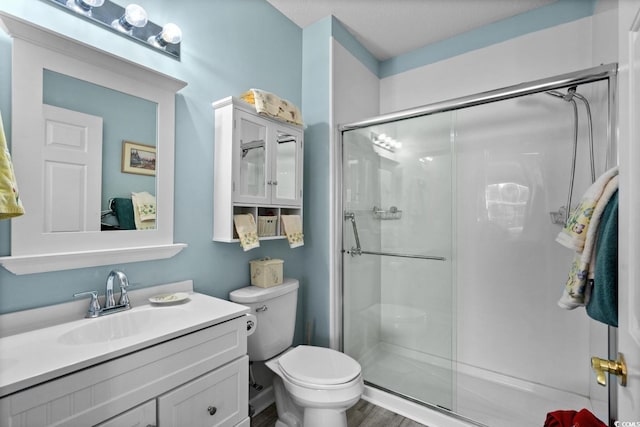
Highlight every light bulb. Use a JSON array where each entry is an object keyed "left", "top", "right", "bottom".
[
  {"left": 65, "top": 0, "right": 105, "bottom": 16},
  {"left": 111, "top": 4, "right": 148, "bottom": 34},
  {"left": 160, "top": 23, "right": 182, "bottom": 44},
  {"left": 148, "top": 23, "right": 182, "bottom": 48}
]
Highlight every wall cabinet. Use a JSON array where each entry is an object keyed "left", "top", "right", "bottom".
[
  {"left": 0, "top": 317, "right": 249, "bottom": 427},
  {"left": 213, "top": 97, "right": 303, "bottom": 242}
]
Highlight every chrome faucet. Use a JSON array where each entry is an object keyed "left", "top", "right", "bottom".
[
  {"left": 105, "top": 270, "right": 130, "bottom": 309},
  {"left": 74, "top": 270, "right": 131, "bottom": 318}
]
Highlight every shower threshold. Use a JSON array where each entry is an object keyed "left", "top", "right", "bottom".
[{"left": 357, "top": 343, "right": 606, "bottom": 427}]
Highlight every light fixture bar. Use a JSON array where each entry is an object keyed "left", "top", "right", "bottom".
[{"left": 43, "top": 0, "right": 181, "bottom": 60}]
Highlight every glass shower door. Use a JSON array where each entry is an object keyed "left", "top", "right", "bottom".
[{"left": 341, "top": 112, "right": 454, "bottom": 410}]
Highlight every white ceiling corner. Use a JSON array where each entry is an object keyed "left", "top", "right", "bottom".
[{"left": 266, "top": 0, "right": 558, "bottom": 61}]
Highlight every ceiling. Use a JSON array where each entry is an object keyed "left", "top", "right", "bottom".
[{"left": 266, "top": 0, "right": 558, "bottom": 61}]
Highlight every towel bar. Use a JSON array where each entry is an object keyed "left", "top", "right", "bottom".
[
  {"left": 343, "top": 249, "right": 446, "bottom": 261},
  {"left": 343, "top": 211, "right": 445, "bottom": 261}
]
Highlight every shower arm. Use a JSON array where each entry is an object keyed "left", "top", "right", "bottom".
[
  {"left": 566, "top": 99, "right": 579, "bottom": 223},
  {"left": 572, "top": 92, "right": 596, "bottom": 183},
  {"left": 547, "top": 88, "right": 597, "bottom": 224}
]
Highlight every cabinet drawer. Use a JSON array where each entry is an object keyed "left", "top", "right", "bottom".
[
  {"left": 95, "top": 400, "right": 156, "bottom": 427},
  {"left": 158, "top": 355, "right": 248, "bottom": 427}
]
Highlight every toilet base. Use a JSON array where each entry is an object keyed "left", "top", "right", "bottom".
[{"left": 303, "top": 408, "right": 348, "bottom": 427}]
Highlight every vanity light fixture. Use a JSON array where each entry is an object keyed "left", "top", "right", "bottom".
[
  {"left": 65, "top": 0, "right": 104, "bottom": 17},
  {"left": 44, "top": 0, "right": 182, "bottom": 60},
  {"left": 147, "top": 23, "right": 182, "bottom": 49},
  {"left": 371, "top": 132, "right": 401, "bottom": 153},
  {"left": 111, "top": 4, "right": 148, "bottom": 35}
]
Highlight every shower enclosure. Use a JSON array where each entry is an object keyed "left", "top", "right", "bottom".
[{"left": 339, "top": 64, "right": 617, "bottom": 427}]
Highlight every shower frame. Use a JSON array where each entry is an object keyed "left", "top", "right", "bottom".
[{"left": 333, "top": 62, "right": 618, "bottom": 423}]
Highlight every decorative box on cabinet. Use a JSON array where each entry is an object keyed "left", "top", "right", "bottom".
[{"left": 212, "top": 96, "right": 303, "bottom": 242}]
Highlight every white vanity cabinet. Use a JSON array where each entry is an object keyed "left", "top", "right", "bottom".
[
  {"left": 95, "top": 400, "right": 156, "bottom": 427},
  {"left": 213, "top": 97, "right": 303, "bottom": 242},
  {"left": 0, "top": 316, "right": 250, "bottom": 427}
]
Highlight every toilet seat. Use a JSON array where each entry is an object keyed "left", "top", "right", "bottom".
[{"left": 277, "top": 346, "right": 361, "bottom": 389}]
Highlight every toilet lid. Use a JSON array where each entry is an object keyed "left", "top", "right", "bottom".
[{"left": 277, "top": 346, "right": 361, "bottom": 386}]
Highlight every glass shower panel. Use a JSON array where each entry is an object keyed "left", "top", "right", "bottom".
[
  {"left": 451, "top": 86, "right": 609, "bottom": 426},
  {"left": 342, "top": 112, "right": 454, "bottom": 410}
]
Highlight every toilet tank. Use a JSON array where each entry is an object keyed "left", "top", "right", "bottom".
[{"left": 229, "top": 278, "right": 299, "bottom": 361}]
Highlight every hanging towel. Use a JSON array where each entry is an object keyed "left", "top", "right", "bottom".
[
  {"left": 234, "top": 213, "right": 260, "bottom": 251},
  {"left": 112, "top": 197, "right": 136, "bottom": 230},
  {"left": 0, "top": 111, "right": 25, "bottom": 219},
  {"left": 586, "top": 190, "right": 618, "bottom": 327},
  {"left": 281, "top": 214, "right": 304, "bottom": 248},
  {"left": 240, "top": 88, "right": 304, "bottom": 126},
  {"left": 556, "top": 166, "right": 618, "bottom": 251},
  {"left": 131, "top": 191, "right": 156, "bottom": 230},
  {"left": 558, "top": 175, "right": 618, "bottom": 309},
  {"left": 544, "top": 408, "right": 607, "bottom": 427}
]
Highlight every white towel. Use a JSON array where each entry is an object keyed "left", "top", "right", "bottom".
[
  {"left": 234, "top": 213, "right": 260, "bottom": 251},
  {"left": 0, "top": 111, "right": 25, "bottom": 219},
  {"left": 240, "top": 89, "right": 304, "bottom": 126},
  {"left": 558, "top": 175, "right": 619, "bottom": 309},
  {"left": 131, "top": 191, "right": 156, "bottom": 230},
  {"left": 281, "top": 214, "right": 304, "bottom": 248}
]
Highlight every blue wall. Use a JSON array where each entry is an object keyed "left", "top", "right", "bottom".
[
  {"left": 0, "top": 0, "right": 600, "bottom": 348},
  {"left": 0, "top": 0, "right": 314, "bottom": 344}
]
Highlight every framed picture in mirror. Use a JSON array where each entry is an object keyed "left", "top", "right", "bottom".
[{"left": 122, "top": 141, "right": 156, "bottom": 176}]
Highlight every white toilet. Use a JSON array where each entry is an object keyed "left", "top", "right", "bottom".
[{"left": 230, "top": 278, "right": 363, "bottom": 427}]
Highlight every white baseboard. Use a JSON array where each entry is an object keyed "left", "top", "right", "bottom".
[{"left": 250, "top": 385, "right": 275, "bottom": 416}]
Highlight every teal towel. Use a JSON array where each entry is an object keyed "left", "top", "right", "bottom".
[
  {"left": 112, "top": 198, "right": 136, "bottom": 230},
  {"left": 586, "top": 190, "right": 618, "bottom": 327}
]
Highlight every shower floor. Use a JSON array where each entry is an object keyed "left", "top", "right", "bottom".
[{"left": 358, "top": 343, "right": 606, "bottom": 427}]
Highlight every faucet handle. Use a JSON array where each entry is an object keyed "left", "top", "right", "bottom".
[
  {"left": 118, "top": 275, "right": 131, "bottom": 307},
  {"left": 73, "top": 291, "right": 101, "bottom": 318}
]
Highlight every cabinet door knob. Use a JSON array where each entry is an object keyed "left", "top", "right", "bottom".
[{"left": 207, "top": 405, "right": 217, "bottom": 416}]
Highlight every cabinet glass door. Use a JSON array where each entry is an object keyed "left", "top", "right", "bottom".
[
  {"left": 273, "top": 131, "right": 300, "bottom": 204},
  {"left": 236, "top": 114, "right": 267, "bottom": 203}
]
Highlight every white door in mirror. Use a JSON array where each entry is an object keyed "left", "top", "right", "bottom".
[{"left": 42, "top": 105, "right": 103, "bottom": 233}]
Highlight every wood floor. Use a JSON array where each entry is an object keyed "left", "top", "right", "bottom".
[{"left": 251, "top": 399, "right": 426, "bottom": 427}]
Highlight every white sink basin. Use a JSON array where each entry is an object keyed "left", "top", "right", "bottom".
[{"left": 58, "top": 306, "right": 189, "bottom": 345}]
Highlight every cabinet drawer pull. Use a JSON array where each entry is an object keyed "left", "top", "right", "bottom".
[{"left": 207, "top": 405, "right": 217, "bottom": 416}]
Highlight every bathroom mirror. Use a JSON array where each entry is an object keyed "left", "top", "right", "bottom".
[
  {"left": 0, "top": 12, "right": 187, "bottom": 274},
  {"left": 43, "top": 69, "right": 158, "bottom": 231}
]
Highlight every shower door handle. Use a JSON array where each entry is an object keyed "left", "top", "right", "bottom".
[
  {"left": 344, "top": 211, "right": 362, "bottom": 256},
  {"left": 343, "top": 211, "right": 446, "bottom": 261}
]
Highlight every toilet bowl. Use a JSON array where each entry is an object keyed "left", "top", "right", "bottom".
[
  {"left": 229, "top": 279, "right": 363, "bottom": 427},
  {"left": 265, "top": 346, "right": 364, "bottom": 427}
]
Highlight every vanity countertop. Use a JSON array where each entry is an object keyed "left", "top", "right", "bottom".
[{"left": 0, "top": 282, "right": 248, "bottom": 397}]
